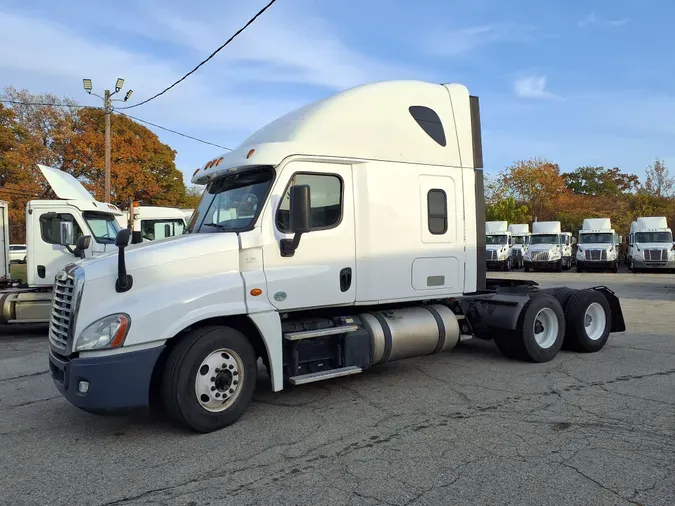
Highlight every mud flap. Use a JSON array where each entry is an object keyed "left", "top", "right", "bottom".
[{"left": 591, "top": 286, "right": 626, "bottom": 333}]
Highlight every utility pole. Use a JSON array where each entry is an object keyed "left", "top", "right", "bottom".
[{"left": 82, "top": 78, "right": 134, "bottom": 203}]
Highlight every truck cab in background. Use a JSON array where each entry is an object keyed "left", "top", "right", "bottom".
[
  {"left": 507, "top": 223, "right": 530, "bottom": 269},
  {"left": 485, "top": 221, "right": 513, "bottom": 270},
  {"left": 116, "top": 206, "right": 188, "bottom": 243},
  {"left": 627, "top": 216, "right": 675, "bottom": 272},
  {"left": 576, "top": 218, "right": 620, "bottom": 273},
  {"left": 524, "top": 221, "right": 573, "bottom": 272},
  {"left": 1, "top": 164, "right": 122, "bottom": 324}
]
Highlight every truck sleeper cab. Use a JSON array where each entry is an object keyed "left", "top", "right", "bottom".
[
  {"left": 576, "top": 218, "right": 620, "bottom": 273},
  {"left": 524, "top": 222, "right": 573, "bottom": 272},
  {"left": 485, "top": 221, "right": 512, "bottom": 271},
  {"left": 47, "top": 80, "right": 626, "bottom": 433}
]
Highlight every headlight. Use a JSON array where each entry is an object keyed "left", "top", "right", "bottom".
[
  {"left": 74, "top": 314, "right": 131, "bottom": 352},
  {"left": 633, "top": 251, "right": 642, "bottom": 260},
  {"left": 607, "top": 250, "right": 617, "bottom": 259}
]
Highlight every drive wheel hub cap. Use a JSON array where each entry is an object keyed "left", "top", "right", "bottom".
[
  {"left": 195, "top": 348, "right": 244, "bottom": 412},
  {"left": 533, "top": 308, "right": 559, "bottom": 349},
  {"left": 584, "top": 302, "right": 606, "bottom": 341}
]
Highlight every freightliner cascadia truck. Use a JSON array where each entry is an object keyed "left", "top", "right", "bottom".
[{"left": 47, "top": 80, "right": 626, "bottom": 433}]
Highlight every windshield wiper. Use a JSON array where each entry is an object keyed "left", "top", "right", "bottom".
[{"left": 203, "top": 223, "right": 228, "bottom": 230}]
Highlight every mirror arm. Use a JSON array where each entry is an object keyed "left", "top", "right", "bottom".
[{"left": 280, "top": 232, "right": 305, "bottom": 258}]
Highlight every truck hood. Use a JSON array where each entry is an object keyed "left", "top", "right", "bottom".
[
  {"left": 75, "top": 233, "right": 241, "bottom": 282},
  {"left": 486, "top": 244, "right": 508, "bottom": 251},
  {"left": 634, "top": 242, "right": 673, "bottom": 250},
  {"left": 37, "top": 164, "right": 94, "bottom": 201},
  {"left": 578, "top": 243, "right": 614, "bottom": 250}
]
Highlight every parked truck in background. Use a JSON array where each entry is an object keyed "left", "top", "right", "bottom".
[
  {"left": 576, "top": 218, "right": 620, "bottom": 273},
  {"left": 116, "top": 205, "right": 188, "bottom": 243},
  {"left": 626, "top": 216, "right": 675, "bottom": 272},
  {"left": 508, "top": 223, "right": 529, "bottom": 269},
  {"left": 485, "top": 221, "right": 512, "bottom": 271},
  {"left": 524, "top": 221, "right": 574, "bottom": 272},
  {"left": 0, "top": 200, "right": 9, "bottom": 282},
  {"left": 0, "top": 165, "right": 122, "bottom": 325},
  {"left": 46, "top": 80, "right": 626, "bottom": 433}
]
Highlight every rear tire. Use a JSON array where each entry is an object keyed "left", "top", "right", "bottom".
[
  {"left": 563, "top": 290, "right": 612, "bottom": 353},
  {"left": 161, "top": 326, "right": 257, "bottom": 433},
  {"left": 494, "top": 295, "right": 565, "bottom": 363}
]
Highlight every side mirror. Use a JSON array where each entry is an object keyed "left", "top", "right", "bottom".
[
  {"left": 289, "top": 185, "right": 311, "bottom": 234},
  {"left": 280, "top": 184, "right": 311, "bottom": 257},
  {"left": 115, "top": 228, "right": 133, "bottom": 293},
  {"left": 59, "top": 221, "right": 74, "bottom": 246},
  {"left": 73, "top": 235, "right": 91, "bottom": 259}
]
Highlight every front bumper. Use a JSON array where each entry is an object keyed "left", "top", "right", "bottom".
[
  {"left": 486, "top": 259, "right": 509, "bottom": 269},
  {"left": 49, "top": 345, "right": 165, "bottom": 415},
  {"left": 577, "top": 259, "right": 617, "bottom": 269},
  {"left": 524, "top": 259, "right": 561, "bottom": 269},
  {"left": 632, "top": 258, "right": 675, "bottom": 270}
]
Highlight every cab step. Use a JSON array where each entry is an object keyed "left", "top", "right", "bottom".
[
  {"left": 284, "top": 324, "right": 359, "bottom": 341},
  {"left": 288, "top": 366, "right": 363, "bottom": 385}
]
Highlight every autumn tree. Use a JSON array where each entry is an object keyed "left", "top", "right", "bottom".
[
  {"left": 562, "top": 166, "right": 640, "bottom": 197},
  {"left": 643, "top": 158, "right": 674, "bottom": 198},
  {"left": 181, "top": 185, "right": 203, "bottom": 208}
]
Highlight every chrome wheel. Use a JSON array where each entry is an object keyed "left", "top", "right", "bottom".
[
  {"left": 195, "top": 348, "right": 244, "bottom": 412},
  {"left": 533, "top": 308, "right": 559, "bottom": 349},
  {"left": 584, "top": 302, "right": 606, "bottom": 341}
]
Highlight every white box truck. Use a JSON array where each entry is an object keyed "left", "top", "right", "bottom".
[
  {"left": 0, "top": 200, "right": 9, "bottom": 282},
  {"left": 485, "top": 221, "right": 513, "bottom": 271},
  {"left": 523, "top": 221, "right": 574, "bottom": 272},
  {"left": 626, "top": 216, "right": 675, "bottom": 272},
  {"left": 576, "top": 218, "right": 620, "bottom": 273},
  {"left": 115, "top": 205, "right": 188, "bottom": 243},
  {"left": 46, "top": 80, "right": 626, "bottom": 433},
  {"left": 508, "top": 223, "right": 530, "bottom": 269},
  {"left": 0, "top": 165, "right": 123, "bottom": 324}
]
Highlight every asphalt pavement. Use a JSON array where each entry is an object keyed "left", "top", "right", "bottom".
[{"left": 1, "top": 270, "right": 674, "bottom": 506}]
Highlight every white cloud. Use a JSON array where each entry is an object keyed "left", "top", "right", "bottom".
[
  {"left": 578, "top": 11, "right": 630, "bottom": 28},
  {"left": 428, "top": 22, "right": 535, "bottom": 57},
  {"left": 513, "top": 76, "right": 558, "bottom": 99},
  {"left": 0, "top": 2, "right": 427, "bottom": 183}
]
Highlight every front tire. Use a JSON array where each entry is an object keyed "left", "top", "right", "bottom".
[
  {"left": 494, "top": 294, "right": 565, "bottom": 363},
  {"left": 556, "top": 260, "right": 563, "bottom": 272},
  {"left": 161, "top": 326, "right": 258, "bottom": 433},
  {"left": 563, "top": 290, "right": 612, "bottom": 353}
]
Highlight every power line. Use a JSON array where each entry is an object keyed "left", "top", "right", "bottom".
[
  {"left": 1, "top": 99, "right": 89, "bottom": 108},
  {"left": 2, "top": 100, "right": 231, "bottom": 151},
  {"left": 119, "top": 112, "right": 232, "bottom": 151},
  {"left": 117, "top": 0, "right": 278, "bottom": 110}
]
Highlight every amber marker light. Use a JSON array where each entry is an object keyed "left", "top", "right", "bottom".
[{"left": 250, "top": 288, "right": 263, "bottom": 297}]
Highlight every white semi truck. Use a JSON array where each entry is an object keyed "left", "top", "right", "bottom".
[
  {"left": 523, "top": 221, "right": 574, "bottom": 272},
  {"left": 0, "top": 165, "right": 122, "bottom": 324},
  {"left": 576, "top": 218, "right": 620, "bottom": 273},
  {"left": 508, "top": 223, "right": 530, "bottom": 269},
  {"left": 626, "top": 216, "right": 675, "bottom": 272},
  {"left": 46, "top": 80, "right": 626, "bottom": 433},
  {"left": 115, "top": 205, "right": 188, "bottom": 243},
  {"left": 485, "top": 221, "right": 513, "bottom": 271}
]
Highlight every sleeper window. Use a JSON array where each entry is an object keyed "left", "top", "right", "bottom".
[{"left": 427, "top": 189, "right": 447, "bottom": 235}]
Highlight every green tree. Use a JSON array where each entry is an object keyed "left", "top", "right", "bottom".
[
  {"left": 562, "top": 166, "right": 640, "bottom": 196},
  {"left": 486, "top": 197, "right": 530, "bottom": 223}
]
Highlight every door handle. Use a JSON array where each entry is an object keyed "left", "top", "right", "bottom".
[{"left": 339, "top": 267, "right": 352, "bottom": 292}]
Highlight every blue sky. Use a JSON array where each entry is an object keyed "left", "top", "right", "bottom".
[{"left": 1, "top": 0, "right": 673, "bottom": 186}]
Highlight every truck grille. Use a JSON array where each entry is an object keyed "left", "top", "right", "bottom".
[
  {"left": 486, "top": 250, "right": 497, "bottom": 261},
  {"left": 584, "top": 249, "right": 607, "bottom": 261},
  {"left": 49, "top": 274, "right": 75, "bottom": 352},
  {"left": 511, "top": 249, "right": 523, "bottom": 258},
  {"left": 644, "top": 249, "right": 668, "bottom": 261},
  {"left": 532, "top": 251, "right": 549, "bottom": 262}
]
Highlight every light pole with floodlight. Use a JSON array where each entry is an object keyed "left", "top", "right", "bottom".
[{"left": 82, "top": 78, "right": 134, "bottom": 203}]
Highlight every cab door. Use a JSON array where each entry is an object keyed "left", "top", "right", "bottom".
[{"left": 261, "top": 161, "right": 356, "bottom": 310}]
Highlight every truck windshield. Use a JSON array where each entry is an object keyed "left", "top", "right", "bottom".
[
  {"left": 486, "top": 235, "right": 508, "bottom": 245},
  {"left": 189, "top": 166, "right": 274, "bottom": 233},
  {"left": 530, "top": 234, "right": 559, "bottom": 245},
  {"left": 635, "top": 232, "right": 673, "bottom": 243},
  {"left": 579, "top": 233, "right": 613, "bottom": 244},
  {"left": 83, "top": 212, "right": 121, "bottom": 244},
  {"left": 513, "top": 236, "right": 527, "bottom": 245}
]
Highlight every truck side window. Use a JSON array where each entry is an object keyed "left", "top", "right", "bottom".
[
  {"left": 427, "top": 189, "right": 447, "bottom": 235},
  {"left": 39, "top": 213, "right": 83, "bottom": 245},
  {"left": 277, "top": 173, "right": 343, "bottom": 233}
]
